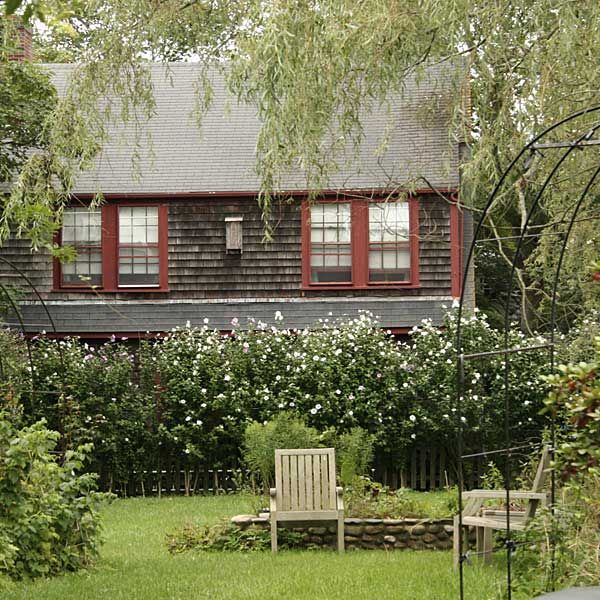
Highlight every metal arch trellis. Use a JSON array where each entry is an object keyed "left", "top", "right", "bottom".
[
  {"left": 455, "top": 105, "right": 600, "bottom": 600},
  {"left": 0, "top": 256, "right": 59, "bottom": 406}
]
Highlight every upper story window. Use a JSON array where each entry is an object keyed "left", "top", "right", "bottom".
[
  {"left": 302, "top": 197, "right": 419, "bottom": 289},
  {"left": 61, "top": 207, "right": 102, "bottom": 286},
  {"left": 368, "top": 202, "right": 411, "bottom": 283},
  {"left": 118, "top": 206, "right": 160, "bottom": 286},
  {"left": 310, "top": 203, "right": 352, "bottom": 283},
  {"left": 56, "top": 203, "right": 168, "bottom": 292}
]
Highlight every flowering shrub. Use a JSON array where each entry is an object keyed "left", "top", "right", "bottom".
[{"left": 1, "top": 310, "right": 551, "bottom": 488}]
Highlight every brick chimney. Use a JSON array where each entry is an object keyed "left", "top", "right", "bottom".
[{"left": 8, "top": 24, "right": 33, "bottom": 62}]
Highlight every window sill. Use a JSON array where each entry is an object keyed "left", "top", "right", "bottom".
[
  {"left": 52, "top": 287, "right": 169, "bottom": 294},
  {"left": 302, "top": 283, "right": 420, "bottom": 291}
]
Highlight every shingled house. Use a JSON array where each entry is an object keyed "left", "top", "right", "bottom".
[{"left": 0, "top": 62, "right": 473, "bottom": 338}]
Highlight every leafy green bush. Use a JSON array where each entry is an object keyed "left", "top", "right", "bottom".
[
  {"left": 0, "top": 415, "right": 110, "bottom": 580},
  {"left": 166, "top": 519, "right": 304, "bottom": 553},
  {"left": 336, "top": 427, "right": 375, "bottom": 487},
  {"left": 243, "top": 413, "right": 320, "bottom": 490}
]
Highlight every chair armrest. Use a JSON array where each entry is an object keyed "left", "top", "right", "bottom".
[
  {"left": 336, "top": 486, "right": 344, "bottom": 511},
  {"left": 269, "top": 488, "right": 277, "bottom": 513},
  {"left": 463, "top": 490, "right": 548, "bottom": 501}
]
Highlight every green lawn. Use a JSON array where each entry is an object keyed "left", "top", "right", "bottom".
[{"left": 4, "top": 495, "right": 504, "bottom": 600}]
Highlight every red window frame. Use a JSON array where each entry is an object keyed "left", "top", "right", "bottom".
[
  {"left": 301, "top": 197, "right": 420, "bottom": 289},
  {"left": 54, "top": 202, "right": 169, "bottom": 292}
]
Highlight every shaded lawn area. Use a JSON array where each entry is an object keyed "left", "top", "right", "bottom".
[{"left": 4, "top": 495, "right": 504, "bottom": 600}]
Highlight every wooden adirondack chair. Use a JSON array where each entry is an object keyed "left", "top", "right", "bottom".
[
  {"left": 453, "top": 446, "right": 551, "bottom": 567},
  {"left": 270, "top": 448, "right": 344, "bottom": 553}
]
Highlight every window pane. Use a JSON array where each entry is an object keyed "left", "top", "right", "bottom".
[
  {"left": 118, "top": 206, "right": 160, "bottom": 286},
  {"left": 368, "top": 200, "right": 411, "bottom": 283},
  {"left": 61, "top": 207, "right": 102, "bottom": 286},
  {"left": 310, "top": 203, "right": 352, "bottom": 283}
]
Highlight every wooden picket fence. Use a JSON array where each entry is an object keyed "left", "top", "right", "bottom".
[
  {"left": 373, "top": 447, "right": 484, "bottom": 491},
  {"left": 103, "top": 446, "right": 484, "bottom": 496}
]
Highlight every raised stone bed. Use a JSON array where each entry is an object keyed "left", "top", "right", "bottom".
[{"left": 230, "top": 514, "right": 455, "bottom": 550}]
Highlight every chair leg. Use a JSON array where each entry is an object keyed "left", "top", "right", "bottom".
[
  {"left": 453, "top": 515, "right": 461, "bottom": 568},
  {"left": 271, "top": 519, "right": 278, "bottom": 553},
  {"left": 337, "top": 516, "right": 345, "bottom": 553},
  {"left": 483, "top": 527, "right": 493, "bottom": 565},
  {"left": 476, "top": 526, "right": 484, "bottom": 560}
]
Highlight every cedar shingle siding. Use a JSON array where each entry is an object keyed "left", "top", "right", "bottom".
[{"left": 0, "top": 62, "right": 472, "bottom": 335}]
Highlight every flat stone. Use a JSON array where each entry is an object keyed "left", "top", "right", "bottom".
[
  {"left": 362, "top": 534, "right": 381, "bottom": 543},
  {"left": 444, "top": 525, "right": 454, "bottom": 534},
  {"left": 231, "top": 514, "right": 255, "bottom": 527},
  {"left": 361, "top": 542, "right": 378, "bottom": 549},
  {"left": 307, "top": 535, "right": 324, "bottom": 544},
  {"left": 364, "top": 525, "right": 384, "bottom": 534},
  {"left": 365, "top": 518, "right": 383, "bottom": 524},
  {"left": 308, "top": 527, "right": 327, "bottom": 535},
  {"left": 345, "top": 518, "right": 364, "bottom": 525},
  {"left": 427, "top": 524, "right": 443, "bottom": 534},
  {"left": 383, "top": 535, "right": 396, "bottom": 544},
  {"left": 394, "top": 541, "right": 408, "bottom": 549},
  {"left": 344, "top": 535, "right": 362, "bottom": 543},
  {"left": 409, "top": 540, "right": 426, "bottom": 550},
  {"left": 436, "top": 531, "right": 449, "bottom": 541},
  {"left": 410, "top": 524, "right": 427, "bottom": 536},
  {"left": 436, "top": 539, "right": 453, "bottom": 550},
  {"left": 422, "top": 533, "right": 437, "bottom": 544},
  {"left": 251, "top": 517, "right": 269, "bottom": 525},
  {"left": 385, "top": 525, "right": 407, "bottom": 535},
  {"left": 383, "top": 519, "right": 405, "bottom": 525},
  {"left": 345, "top": 525, "right": 363, "bottom": 536}
]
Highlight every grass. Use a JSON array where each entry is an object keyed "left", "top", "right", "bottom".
[{"left": 3, "top": 495, "right": 505, "bottom": 600}]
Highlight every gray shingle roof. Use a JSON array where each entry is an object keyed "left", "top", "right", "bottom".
[
  {"left": 46, "top": 62, "right": 461, "bottom": 195},
  {"left": 11, "top": 297, "right": 451, "bottom": 335}
]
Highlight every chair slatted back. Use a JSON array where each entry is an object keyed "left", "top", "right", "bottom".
[
  {"left": 275, "top": 448, "right": 337, "bottom": 512},
  {"left": 524, "top": 445, "right": 551, "bottom": 520}
]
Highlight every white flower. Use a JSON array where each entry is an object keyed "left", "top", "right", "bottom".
[
  {"left": 443, "top": 414, "right": 449, "bottom": 419},
  {"left": 402, "top": 382, "right": 409, "bottom": 389},
  {"left": 278, "top": 403, "right": 285, "bottom": 409},
  {"left": 358, "top": 385, "right": 365, "bottom": 391},
  {"left": 310, "top": 408, "right": 317, "bottom": 415},
  {"left": 289, "top": 402, "right": 295, "bottom": 408},
  {"left": 184, "top": 448, "right": 190, "bottom": 454},
  {"left": 203, "top": 318, "right": 209, "bottom": 324},
  {"left": 409, "top": 414, "right": 416, "bottom": 422},
  {"left": 224, "top": 374, "right": 231, "bottom": 382},
  {"left": 315, "top": 404, "right": 322, "bottom": 410},
  {"left": 274, "top": 310, "right": 283, "bottom": 321},
  {"left": 348, "top": 410, "right": 353, "bottom": 417},
  {"left": 410, "top": 433, "right": 417, "bottom": 439},
  {"left": 179, "top": 399, "right": 186, "bottom": 405},
  {"left": 185, "top": 416, "right": 192, "bottom": 422},
  {"left": 196, "top": 419, "right": 203, "bottom": 426},
  {"left": 335, "top": 389, "right": 341, "bottom": 395}
]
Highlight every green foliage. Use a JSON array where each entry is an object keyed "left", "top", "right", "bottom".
[
  {"left": 336, "top": 427, "right": 375, "bottom": 487},
  {"left": 512, "top": 479, "right": 600, "bottom": 596},
  {"left": 166, "top": 519, "right": 304, "bottom": 554},
  {"left": 0, "top": 17, "right": 57, "bottom": 184},
  {"left": 480, "top": 461, "right": 504, "bottom": 491},
  {"left": 243, "top": 413, "right": 320, "bottom": 490},
  {"left": 0, "top": 311, "right": 552, "bottom": 488},
  {"left": 543, "top": 337, "right": 600, "bottom": 481},
  {"left": 0, "top": 415, "right": 109, "bottom": 580}
]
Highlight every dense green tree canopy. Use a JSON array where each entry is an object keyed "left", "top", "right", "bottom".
[{"left": 2, "top": 0, "right": 600, "bottom": 327}]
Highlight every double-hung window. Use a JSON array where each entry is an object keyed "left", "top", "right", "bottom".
[
  {"left": 57, "top": 203, "right": 168, "bottom": 291},
  {"left": 302, "top": 197, "right": 419, "bottom": 288}
]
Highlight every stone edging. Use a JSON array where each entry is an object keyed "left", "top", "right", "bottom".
[{"left": 231, "top": 514, "right": 455, "bottom": 550}]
